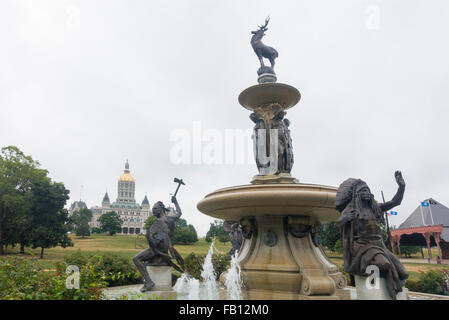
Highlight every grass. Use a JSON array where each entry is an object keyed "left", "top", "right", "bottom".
[
  {"left": 322, "top": 248, "right": 447, "bottom": 276},
  {"left": 2, "top": 235, "right": 445, "bottom": 276},
  {"left": 2, "top": 234, "right": 232, "bottom": 267}
]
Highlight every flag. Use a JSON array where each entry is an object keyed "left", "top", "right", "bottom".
[
  {"left": 388, "top": 211, "right": 398, "bottom": 216},
  {"left": 421, "top": 201, "right": 429, "bottom": 207}
]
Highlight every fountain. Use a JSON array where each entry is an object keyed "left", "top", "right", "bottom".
[
  {"left": 173, "top": 274, "right": 200, "bottom": 300},
  {"left": 224, "top": 251, "right": 243, "bottom": 300},
  {"left": 196, "top": 18, "right": 348, "bottom": 300},
  {"left": 200, "top": 242, "right": 219, "bottom": 300},
  {"left": 174, "top": 241, "right": 241, "bottom": 300}
]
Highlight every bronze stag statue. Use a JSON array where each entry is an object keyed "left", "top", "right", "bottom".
[{"left": 251, "top": 17, "right": 278, "bottom": 75}]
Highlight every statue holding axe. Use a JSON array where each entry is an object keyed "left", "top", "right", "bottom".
[{"left": 132, "top": 178, "right": 186, "bottom": 292}]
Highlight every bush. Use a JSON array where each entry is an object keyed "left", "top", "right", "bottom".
[
  {"left": 0, "top": 256, "right": 106, "bottom": 300},
  {"left": 91, "top": 227, "right": 102, "bottom": 234},
  {"left": 318, "top": 222, "right": 341, "bottom": 251},
  {"left": 399, "top": 246, "right": 420, "bottom": 258},
  {"left": 183, "top": 252, "right": 230, "bottom": 281},
  {"left": 333, "top": 239, "right": 343, "bottom": 254},
  {"left": 59, "top": 250, "right": 142, "bottom": 287},
  {"left": 406, "top": 269, "right": 449, "bottom": 295}
]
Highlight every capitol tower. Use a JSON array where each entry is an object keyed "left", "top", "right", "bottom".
[{"left": 117, "top": 160, "right": 136, "bottom": 203}]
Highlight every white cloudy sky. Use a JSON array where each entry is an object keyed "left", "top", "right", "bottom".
[{"left": 1, "top": 0, "right": 449, "bottom": 236}]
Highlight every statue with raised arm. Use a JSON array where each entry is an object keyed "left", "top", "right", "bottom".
[
  {"left": 335, "top": 171, "right": 408, "bottom": 299},
  {"left": 133, "top": 196, "right": 184, "bottom": 292}
]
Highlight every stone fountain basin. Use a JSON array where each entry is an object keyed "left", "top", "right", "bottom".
[
  {"left": 197, "top": 183, "right": 339, "bottom": 222},
  {"left": 238, "top": 82, "right": 301, "bottom": 111}
]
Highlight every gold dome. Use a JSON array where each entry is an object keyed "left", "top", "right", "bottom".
[{"left": 119, "top": 172, "right": 135, "bottom": 182}]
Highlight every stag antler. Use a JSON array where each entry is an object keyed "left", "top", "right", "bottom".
[{"left": 258, "top": 16, "right": 270, "bottom": 30}]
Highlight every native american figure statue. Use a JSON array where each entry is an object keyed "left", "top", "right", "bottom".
[
  {"left": 335, "top": 171, "right": 409, "bottom": 299},
  {"left": 251, "top": 16, "right": 278, "bottom": 75},
  {"left": 133, "top": 196, "right": 184, "bottom": 292}
]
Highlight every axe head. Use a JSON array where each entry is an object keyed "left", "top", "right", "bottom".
[{"left": 174, "top": 177, "right": 185, "bottom": 185}]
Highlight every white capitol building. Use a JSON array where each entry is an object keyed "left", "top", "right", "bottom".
[{"left": 89, "top": 160, "right": 152, "bottom": 235}]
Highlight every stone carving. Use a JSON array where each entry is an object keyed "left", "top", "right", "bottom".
[
  {"left": 133, "top": 196, "right": 184, "bottom": 292},
  {"left": 240, "top": 217, "right": 257, "bottom": 240},
  {"left": 223, "top": 221, "right": 243, "bottom": 257},
  {"left": 251, "top": 16, "right": 278, "bottom": 75},
  {"left": 250, "top": 110, "right": 293, "bottom": 175},
  {"left": 335, "top": 171, "right": 409, "bottom": 299},
  {"left": 263, "top": 230, "right": 278, "bottom": 247}
]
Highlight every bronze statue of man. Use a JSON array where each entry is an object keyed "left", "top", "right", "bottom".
[
  {"left": 133, "top": 196, "right": 184, "bottom": 292},
  {"left": 335, "top": 171, "right": 408, "bottom": 299}
]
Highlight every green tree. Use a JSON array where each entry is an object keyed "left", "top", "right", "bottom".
[
  {"left": 318, "top": 222, "right": 341, "bottom": 251},
  {"left": 0, "top": 146, "right": 47, "bottom": 254},
  {"left": 0, "top": 146, "right": 73, "bottom": 258},
  {"left": 143, "top": 215, "right": 157, "bottom": 235},
  {"left": 98, "top": 211, "right": 123, "bottom": 236},
  {"left": 172, "top": 219, "right": 198, "bottom": 244},
  {"left": 71, "top": 208, "right": 93, "bottom": 238},
  {"left": 28, "top": 179, "right": 73, "bottom": 258},
  {"left": 206, "top": 220, "right": 229, "bottom": 243}
]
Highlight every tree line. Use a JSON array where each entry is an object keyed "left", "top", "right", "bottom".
[
  {"left": 71, "top": 209, "right": 123, "bottom": 237},
  {"left": 0, "top": 146, "right": 72, "bottom": 258}
]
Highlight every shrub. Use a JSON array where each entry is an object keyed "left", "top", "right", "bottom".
[
  {"left": 318, "top": 222, "right": 341, "bottom": 251},
  {"left": 333, "top": 239, "right": 343, "bottom": 254},
  {"left": 399, "top": 246, "right": 420, "bottom": 258},
  {"left": 183, "top": 252, "right": 230, "bottom": 281},
  {"left": 59, "top": 251, "right": 142, "bottom": 287},
  {"left": 0, "top": 256, "right": 106, "bottom": 300},
  {"left": 406, "top": 269, "right": 449, "bottom": 295},
  {"left": 91, "top": 227, "right": 102, "bottom": 234}
]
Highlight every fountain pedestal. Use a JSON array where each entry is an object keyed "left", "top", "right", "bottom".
[
  {"left": 146, "top": 266, "right": 173, "bottom": 290},
  {"left": 354, "top": 276, "right": 408, "bottom": 300},
  {"left": 141, "top": 266, "right": 177, "bottom": 299},
  {"left": 198, "top": 183, "right": 348, "bottom": 299}
]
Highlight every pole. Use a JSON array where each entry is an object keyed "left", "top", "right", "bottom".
[{"left": 381, "top": 191, "right": 392, "bottom": 243}]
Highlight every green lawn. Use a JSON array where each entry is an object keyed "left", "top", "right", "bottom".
[
  {"left": 2, "top": 235, "right": 445, "bottom": 276},
  {"left": 2, "top": 234, "right": 232, "bottom": 267},
  {"left": 322, "top": 248, "right": 448, "bottom": 277}
]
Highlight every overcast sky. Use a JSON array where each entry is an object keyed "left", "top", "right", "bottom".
[{"left": 1, "top": 0, "right": 449, "bottom": 236}]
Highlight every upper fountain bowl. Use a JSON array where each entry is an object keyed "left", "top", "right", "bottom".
[
  {"left": 197, "top": 183, "right": 339, "bottom": 222},
  {"left": 238, "top": 82, "right": 301, "bottom": 111}
]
